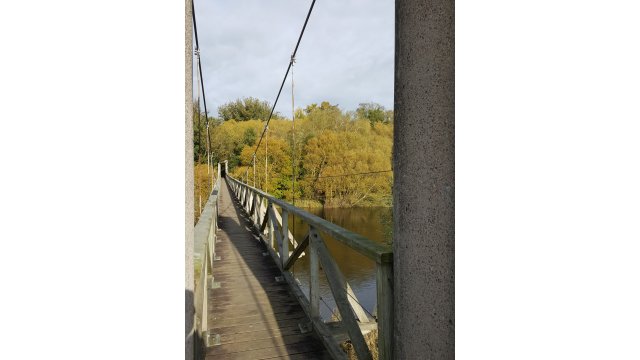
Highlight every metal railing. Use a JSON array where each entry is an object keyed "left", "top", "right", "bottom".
[
  {"left": 227, "top": 175, "right": 394, "bottom": 360},
  {"left": 194, "top": 165, "right": 221, "bottom": 354}
]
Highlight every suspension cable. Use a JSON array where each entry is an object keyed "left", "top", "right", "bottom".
[
  {"left": 265, "top": 125, "right": 268, "bottom": 192},
  {"left": 291, "top": 56, "right": 296, "bottom": 206},
  {"left": 192, "top": 0, "right": 213, "bottom": 186},
  {"left": 195, "top": 48, "right": 203, "bottom": 166},
  {"left": 314, "top": 169, "right": 393, "bottom": 179},
  {"left": 290, "top": 56, "right": 296, "bottom": 240},
  {"left": 249, "top": 0, "right": 316, "bottom": 173}
]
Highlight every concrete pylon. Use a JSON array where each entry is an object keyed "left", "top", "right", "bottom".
[
  {"left": 185, "top": 0, "right": 195, "bottom": 359},
  {"left": 393, "top": 0, "right": 454, "bottom": 358}
]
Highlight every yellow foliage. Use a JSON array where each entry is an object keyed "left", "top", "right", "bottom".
[
  {"left": 208, "top": 105, "right": 394, "bottom": 207},
  {"left": 194, "top": 163, "right": 215, "bottom": 224}
]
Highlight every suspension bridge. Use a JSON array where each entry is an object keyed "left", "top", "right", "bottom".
[
  {"left": 187, "top": 0, "right": 455, "bottom": 359},
  {"left": 191, "top": 1, "right": 394, "bottom": 357}
]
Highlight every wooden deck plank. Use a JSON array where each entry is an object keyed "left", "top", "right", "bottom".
[
  {"left": 210, "top": 298, "right": 301, "bottom": 311},
  {"left": 209, "top": 312, "right": 306, "bottom": 328},
  {"left": 207, "top": 333, "right": 319, "bottom": 356},
  {"left": 205, "top": 340, "right": 325, "bottom": 360},
  {"left": 206, "top": 179, "right": 330, "bottom": 359}
]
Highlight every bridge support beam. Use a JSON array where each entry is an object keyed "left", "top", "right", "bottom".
[{"left": 393, "top": 0, "right": 454, "bottom": 359}]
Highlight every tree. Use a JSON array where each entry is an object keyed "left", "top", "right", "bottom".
[
  {"left": 193, "top": 102, "right": 210, "bottom": 163},
  {"left": 204, "top": 101, "right": 394, "bottom": 207},
  {"left": 218, "top": 97, "right": 276, "bottom": 122},
  {"left": 300, "top": 128, "right": 392, "bottom": 207},
  {"left": 302, "top": 101, "right": 347, "bottom": 134},
  {"left": 356, "top": 102, "right": 389, "bottom": 128}
]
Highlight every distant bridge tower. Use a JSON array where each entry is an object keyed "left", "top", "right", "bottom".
[{"left": 393, "top": 0, "right": 454, "bottom": 359}]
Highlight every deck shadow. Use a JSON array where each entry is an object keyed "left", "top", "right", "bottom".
[{"left": 204, "top": 179, "right": 331, "bottom": 360}]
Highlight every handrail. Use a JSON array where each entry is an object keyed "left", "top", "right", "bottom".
[
  {"left": 194, "top": 168, "right": 221, "bottom": 356},
  {"left": 226, "top": 174, "right": 394, "bottom": 360},
  {"left": 227, "top": 176, "right": 392, "bottom": 264}
]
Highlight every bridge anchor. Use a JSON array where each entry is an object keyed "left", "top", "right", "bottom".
[
  {"left": 298, "top": 321, "right": 313, "bottom": 334},
  {"left": 207, "top": 276, "right": 220, "bottom": 290},
  {"left": 205, "top": 332, "right": 221, "bottom": 347}
]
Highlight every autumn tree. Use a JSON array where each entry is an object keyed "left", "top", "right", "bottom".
[
  {"left": 300, "top": 127, "right": 392, "bottom": 207},
  {"left": 233, "top": 137, "right": 294, "bottom": 200},
  {"left": 205, "top": 101, "right": 394, "bottom": 207},
  {"left": 209, "top": 120, "right": 263, "bottom": 168},
  {"left": 356, "top": 102, "right": 392, "bottom": 128},
  {"left": 218, "top": 97, "right": 276, "bottom": 122},
  {"left": 301, "top": 101, "right": 349, "bottom": 135}
]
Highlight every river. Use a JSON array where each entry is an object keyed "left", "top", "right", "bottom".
[{"left": 286, "top": 206, "right": 392, "bottom": 321}]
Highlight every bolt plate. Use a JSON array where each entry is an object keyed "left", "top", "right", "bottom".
[
  {"left": 205, "top": 333, "right": 221, "bottom": 347},
  {"left": 298, "top": 322, "right": 312, "bottom": 334}
]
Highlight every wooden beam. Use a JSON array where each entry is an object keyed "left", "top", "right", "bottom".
[
  {"left": 281, "top": 271, "right": 348, "bottom": 360},
  {"left": 309, "top": 226, "right": 320, "bottom": 320},
  {"left": 259, "top": 204, "right": 269, "bottom": 233},
  {"left": 312, "top": 229, "right": 373, "bottom": 360},
  {"left": 376, "top": 260, "right": 394, "bottom": 360},
  {"left": 284, "top": 233, "right": 309, "bottom": 270},
  {"left": 281, "top": 209, "right": 289, "bottom": 269}
]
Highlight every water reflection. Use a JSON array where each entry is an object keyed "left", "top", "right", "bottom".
[{"left": 286, "top": 207, "right": 392, "bottom": 321}]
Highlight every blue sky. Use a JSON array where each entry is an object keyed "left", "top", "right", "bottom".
[{"left": 193, "top": 0, "right": 394, "bottom": 118}]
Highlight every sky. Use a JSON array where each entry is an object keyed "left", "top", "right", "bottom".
[{"left": 193, "top": 0, "right": 394, "bottom": 119}]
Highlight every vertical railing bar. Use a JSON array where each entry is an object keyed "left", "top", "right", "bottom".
[
  {"left": 376, "top": 261, "right": 394, "bottom": 360},
  {"left": 252, "top": 191, "right": 258, "bottom": 225},
  {"left": 309, "top": 225, "right": 320, "bottom": 320},
  {"left": 281, "top": 209, "right": 289, "bottom": 269},
  {"left": 201, "top": 242, "right": 208, "bottom": 337},
  {"left": 267, "top": 200, "right": 274, "bottom": 250}
]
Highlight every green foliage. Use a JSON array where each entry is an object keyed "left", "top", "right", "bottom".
[
  {"left": 193, "top": 102, "right": 208, "bottom": 163},
  {"left": 356, "top": 102, "right": 393, "bottom": 128},
  {"left": 218, "top": 97, "right": 276, "bottom": 122},
  {"left": 242, "top": 127, "right": 257, "bottom": 147}
]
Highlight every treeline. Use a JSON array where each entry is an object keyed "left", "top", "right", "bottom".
[{"left": 194, "top": 98, "right": 393, "bottom": 208}]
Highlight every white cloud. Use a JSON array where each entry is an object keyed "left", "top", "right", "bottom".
[{"left": 193, "top": 0, "right": 394, "bottom": 118}]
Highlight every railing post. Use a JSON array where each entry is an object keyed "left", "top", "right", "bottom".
[
  {"left": 208, "top": 213, "right": 214, "bottom": 263},
  {"left": 255, "top": 194, "right": 261, "bottom": 226},
  {"left": 200, "top": 246, "right": 208, "bottom": 337},
  {"left": 252, "top": 191, "right": 258, "bottom": 224},
  {"left": 258, "top": 196, "right": 265, "bottom": 230},
  {"left": 376, "top": 260, "right": 394, "bottom": 360},
  {"left": 267, "top": 201, "right": 275, "bottom": 250},
  {"left": 309, "top": 226, "right": 320, "bottom": 319},
  {"left": 281, "top": 209, "right": 289, "bottom": 268}
]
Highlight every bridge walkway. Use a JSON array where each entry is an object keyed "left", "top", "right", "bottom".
[{"left": 205, "top": 178, "right": 331, "bottom": 360}]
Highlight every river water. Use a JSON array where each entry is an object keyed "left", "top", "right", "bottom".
[{"left": 286, "top": 206, "right": 392, "bottom": 321}]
